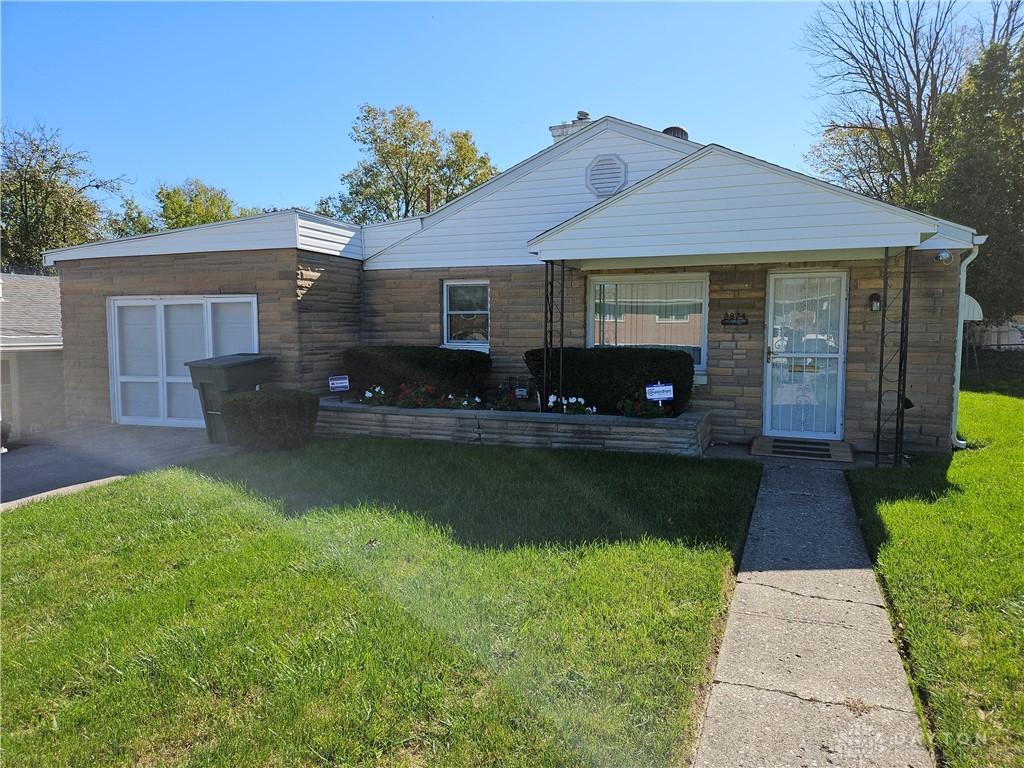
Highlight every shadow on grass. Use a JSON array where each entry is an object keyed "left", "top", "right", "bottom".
[
  {"left": 189, "top": 436, "right": 762, "bottom": 552},
  {"left": 847, "top": 452, "right": 957, "bottom": 562}
]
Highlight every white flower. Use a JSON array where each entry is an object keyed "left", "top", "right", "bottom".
[
  {"left": 474, "top": 396, "right": 481, "bottom": 403},
  {"left": 579, "top": 398, "right": 586, "bottom": 405},
  {"left": 364, "top": 390, "right": 372, "bottom": 398},
  {"left": 548, "top": 395, "right": 557, "bottom": 404},
  {"left": 569, "top": 397, "right": 578, "bottom": 404}
]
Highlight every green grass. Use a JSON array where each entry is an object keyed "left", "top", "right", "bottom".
[
  {"left": 847, "top": 353, "right": 1024, "bottom": 768},
  {"left": 2, "top": 439, "right": 761, "bottom": 767}
]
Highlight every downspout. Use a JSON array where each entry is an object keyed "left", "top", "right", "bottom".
[{"left": 950, "top": 245, "right": 980, "bottom": 449}]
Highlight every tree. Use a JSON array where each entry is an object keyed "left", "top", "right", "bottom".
[
  {"left": 104, "top": 197, "right": 157, "bottom": 238},
  {"left": 925, "top": 42, "right": 1024, "bottom": 320},
  {"left": 317, "top": 104, "right": 498, "bottom": 224},
  {"left": 155, "top": 178, "right": 237, "bottom": 229},
  {"left": 803, "top": 0, "right": 969, "bottom": 207},
  {"left": 1, "top": 125, "right": 123, "bottom": 273}
]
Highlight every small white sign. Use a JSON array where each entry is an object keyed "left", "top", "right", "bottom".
[
  {"left": 645, "top": 383, "right": 674, "bottom": 401},
  {"left": 514, "top": 387, "right": 529, "bottom": 399},
  {"left": 329, "top": 375, "right": 350, "bottom": 392}
]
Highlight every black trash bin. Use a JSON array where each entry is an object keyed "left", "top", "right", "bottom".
[{"left": 185, "top": 353, "right": 277, "bottom": 444}]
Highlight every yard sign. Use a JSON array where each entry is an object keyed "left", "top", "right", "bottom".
[{"left": 329, "top": 375, "right": 350, "bottom": 392}]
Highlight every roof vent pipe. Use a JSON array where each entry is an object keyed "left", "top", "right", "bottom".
[{"left": 663, "top": 126, "right": 689, "bottom": 141}]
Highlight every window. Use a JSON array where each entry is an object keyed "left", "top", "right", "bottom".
[
  {"left": 588, "top": 275, "right": 708, "bottom": 369},
  {"left": 443, "top": 281, "right": 489, "bottom": 349}
]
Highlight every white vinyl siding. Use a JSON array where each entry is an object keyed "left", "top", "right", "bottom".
[
  {"left": 45, "top": 210, "right": 362, "bottom": 265},
  {"left": 366, "top": 126, "right": 695, "bottom": 270},
  {"left": 587, "top": 274, "right": 708, "bottom": 371},
  {"left": 531, "top": 148, "right": 936, "bottom": 261},
  {"left": 443, "top": 280, "right": 489, "bottom": 351},
  {"left": 108, "top": 295, "right": 258, "bottom": 427},
  {"left": 361, "top": 218, "right": 423, "bottom": 257},
  {"left": 296, "top": 212, "right": 361, "bottom": 258}
]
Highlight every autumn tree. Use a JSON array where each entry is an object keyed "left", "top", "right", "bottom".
[
  {"left": 803, "top": 0, "right": 969, "bottom": 207},
  {"left": 105, "top": 197, "right": 157, "bottom": 238},
  {"left": 317, "top": 105, "right": 498, "bottom": 224},
  {"left": 155, "top": 178, "right": 237, "bottom": 229},
  {"left": 1, "top": 125, "right": 123, "bottom": 273},
  {"left": 925, "top": 42, "right": 1024, "bottom": 320}
]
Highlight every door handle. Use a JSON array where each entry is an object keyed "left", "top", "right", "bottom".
[{"left": 766, "top": 347, "right": 773, "bottom": 364}]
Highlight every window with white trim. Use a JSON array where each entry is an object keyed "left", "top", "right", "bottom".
[
  {"left": 443, "top": 280, "right": 489, "bottom": 349},
  {"left": 589, "top": 275, "right": 708, "bottom": 369}
]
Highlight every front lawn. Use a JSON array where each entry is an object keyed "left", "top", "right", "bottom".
[
  {"left": 847, "top": 353, "right": 1024, "bottom": 767},
  {"left": 2, "top": 439, "right": 761, "bottom": 767}
]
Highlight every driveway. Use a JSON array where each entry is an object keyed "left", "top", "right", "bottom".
[{"left": 2, "top": 425, "right": 235, "bottom": 506}]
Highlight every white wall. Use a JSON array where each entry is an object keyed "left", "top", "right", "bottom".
[
  {"left": 532, "top": 149, "right": 934, "bottom": 261},
  {"left": 366, "top": 125, "right": 695, "bottom": 270},
  {"left": 362, "top": 218, "right": 423, "bottom": 257}
]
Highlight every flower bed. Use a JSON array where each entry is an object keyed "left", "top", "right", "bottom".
[{"left": 318, "top": 398, "right": 712, "bottom": 457}]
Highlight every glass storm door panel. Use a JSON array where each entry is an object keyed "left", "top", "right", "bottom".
[
  {"left": 116, "top": 304, "right": 161, "bottom": 419},
  {"left": 764, "top": 273, "right": 847, "bottom": 439},
  {"left": 163, "top": 302, "right": 205, "bottom": 421},
  {"left": 211, "top": 300, "right": 257, "bottom": 356}
]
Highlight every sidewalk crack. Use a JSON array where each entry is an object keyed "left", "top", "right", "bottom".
[
  {"left": 712, "top": 680, "right": 915, "bottom": 714},
  {"left": 736, "top": 579, "right": 885, "bottom": 608}
]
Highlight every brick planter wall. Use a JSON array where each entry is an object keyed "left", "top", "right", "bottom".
[{"left": 317, "top": 399, "right": 712, "bottom": 457}]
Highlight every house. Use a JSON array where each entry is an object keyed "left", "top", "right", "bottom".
[
  {"left": 0, "top": 274, "right": 66, "bottom": 441},
  {"left": 42, "top": 113, "right": 984, "bottom": 453}
]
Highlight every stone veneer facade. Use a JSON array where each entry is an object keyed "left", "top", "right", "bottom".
[
  {"left": 56, "top": 248, "right": 362, "bottom": 426},
  {"left": 57, "top": 247, "right": 959, "bottom": 452}
]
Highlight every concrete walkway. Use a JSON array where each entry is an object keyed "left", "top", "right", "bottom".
[
  {"left": 1, "top": 425, "right": 234, "bottom": 507},
  {"left": 694, "top": 460, "right": 933, "bottom": 768}
]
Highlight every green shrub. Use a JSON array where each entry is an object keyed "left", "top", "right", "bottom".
[
  {"left": 343, "top": 345, "right": 491, "bottom": 398},
  {"left": 222, "top": 389, "right": 320, "bottom": 451},
  {"left": 524, "top": 347, "right": 694, "bottom": 416}
]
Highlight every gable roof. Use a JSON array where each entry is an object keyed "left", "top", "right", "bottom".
[
  {"left": 0, "top": 274, "right": 62, "bottom": 349},
  {"left": 365, "top": 116, "right": 701, "bottom": 264},
  {"left": 42, "top": 209, "right": 362, "bottom": 266},
  {"left": 528, "top": 144, "right": 977, "bottom": 260}
]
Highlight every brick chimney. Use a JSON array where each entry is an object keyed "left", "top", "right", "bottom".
[{"left": 549, "top": 110, "right": 592, "bottom": 143}]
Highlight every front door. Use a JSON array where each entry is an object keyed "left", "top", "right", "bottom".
[{"left": 763, "top": 271, "right": 847, "bottom": 440}]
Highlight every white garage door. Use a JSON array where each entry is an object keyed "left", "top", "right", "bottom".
[{"left": 109, "top": 295, "right": 258, "bottom": 427}]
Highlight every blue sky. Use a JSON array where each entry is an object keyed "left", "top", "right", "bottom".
[{"left": 4, "top": 2, "right": 827, "bottom": 211}]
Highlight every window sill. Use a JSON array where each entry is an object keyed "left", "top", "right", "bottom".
[
  {"left": 441, "top": 343, "right": 490, "bottom": 354},
  {"left": 694, "top": 373, "right": 707, "bottom": 386}
]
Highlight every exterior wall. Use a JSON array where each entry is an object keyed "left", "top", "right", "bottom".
[
  {"left": 367, "top": 126, "right": 695, "bottom": 270},
  {"left": 584, "top": 255, "right": 960, "bottom": 452},
  {"left": 361, "top": 265, "right": 586, "bottom": 389},
  {"left": 2, "top": 349, "right": 66, "bottom": 438},
  {"left": 57, "top": 248, "right": 362, "bottom": 426},
  {"left": 297, "top": 251, "right": 362, "bottom": 389}
]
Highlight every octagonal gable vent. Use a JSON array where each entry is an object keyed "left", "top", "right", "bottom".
[{"left": 586, "top": 154, "right": 627, "bottom": 197}]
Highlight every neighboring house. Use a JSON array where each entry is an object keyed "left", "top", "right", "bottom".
[
  {"left": 42, "top": 113, "right": 984, "bottom": 452},
  {"left": 0, "top": 274, "right": 66, "bottom": 441}
]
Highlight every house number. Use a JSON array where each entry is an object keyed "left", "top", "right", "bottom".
[{"left": 721, "top": 312, "right": 749, "bottom": 326}]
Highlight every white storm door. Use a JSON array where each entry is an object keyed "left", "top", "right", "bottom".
[{"left": 763, "top": 272, "right": 848, "bottom": 440}]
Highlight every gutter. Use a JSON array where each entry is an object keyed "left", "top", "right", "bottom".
[{"left": 950, "top": 241, "right": 983, "bottom": 449}]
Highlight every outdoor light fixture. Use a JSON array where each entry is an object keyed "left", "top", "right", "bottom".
[
  {"left": 869, "top": 292, "right": 882, "bottom": 311},
  {"left": 934, "top": 249, "right": 953, "bottom": 263}
]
